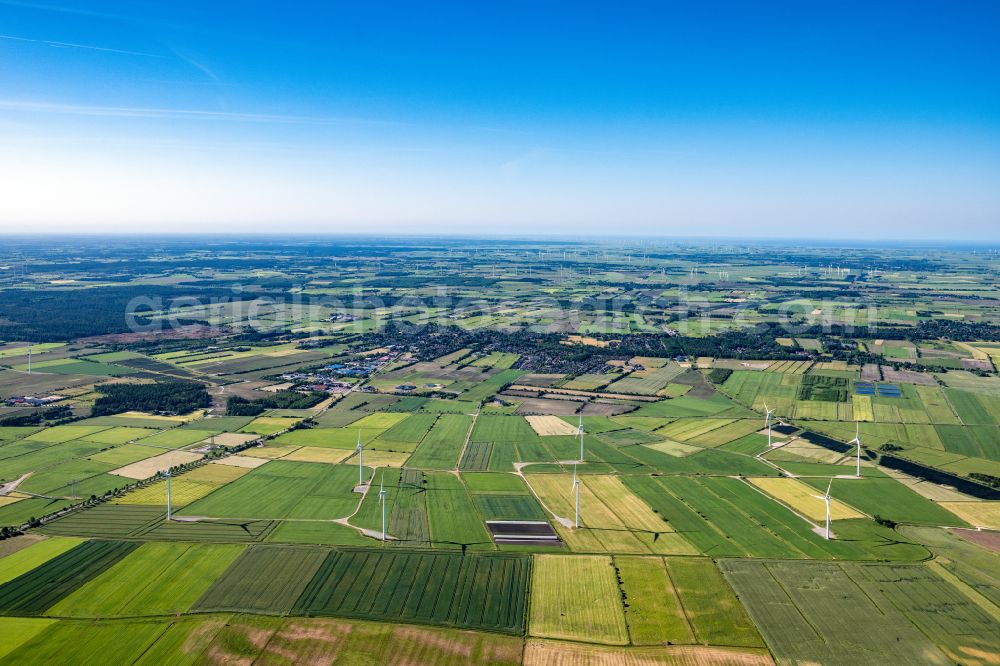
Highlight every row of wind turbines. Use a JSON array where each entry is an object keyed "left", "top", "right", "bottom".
[
  {"left": 763, "top": 402, "right": 864, "bottom": 540},
  {"left": 158, "top": 405, "right": 863, "bottom": 544}
]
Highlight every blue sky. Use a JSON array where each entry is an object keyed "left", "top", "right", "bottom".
[{"left": 1, "top": 1, "right": 998, "bottom": 238}]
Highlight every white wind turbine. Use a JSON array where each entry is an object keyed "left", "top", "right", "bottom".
[
  {"left": 814, "top": 479, "right": 833, "bottom": 540},
  {"left": 572, "top": 463, "right": 581, "bottom": 528},
  {"left": 849, "top": 422, "right": 862, "bottom": 477},
  {"left": 577, "top": 414, "right": 585, "bottom": 462},
  {"left": 379, "top": 473, "right": 387, "bottom": 541},
  {"left": 356, "top": 431, "right": 364, "bottom": 486},
  {"left": 763, "top": 402, "right": 776, "bottom": 447}
]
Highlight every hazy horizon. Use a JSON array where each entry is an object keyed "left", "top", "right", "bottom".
[{"left": 1, "top": 1, "right": 998, "bottom": 239}]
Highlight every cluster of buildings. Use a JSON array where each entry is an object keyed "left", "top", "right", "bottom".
[{"left": 4, "top": 394, "right": 65, "bottom": 407}]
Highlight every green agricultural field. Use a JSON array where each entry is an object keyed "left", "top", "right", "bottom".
[
  {"left": 294, "top": 549, "right": 530, "bottom": 634},
  {"left": 721, "top": 559, "right": 999, "bottom": 665},
  {"left": 666, "top": 557, "right": 764, "bottom": 648},
  {"left": 462, "top": 471, "right": 531, "bottom": 493},
  {"left": 471, "top": 415, "right": 539, "bottom": 443},
  {"left": 423, "top": 471, "right": 493, "bottom": 549},
  {"left": 901, "top": 525, "right": 1000, "bottom": 608},
  {"left": 87, "top": 443, "right": 164, "bottom": 466},
  {"left": 1, "top": 618, "right": 173, "bottom": 664},
  {"left": 614, "top": 556, "right": 694, "bottom": 645},
  {"left": 530, "top": 554, "right": 629, "bottom": 645},
  {"left": 38, "top": 505, "right": 168, "bottom": 538},
  {"left": 0, "top": 540, "right": 139, "bottom": 615},
  {"left": 624, "top": 475, "right": 928, "bottom": 560},
  {"left": 377, "top": 413, "right": 438, "bottom": 442},
  {"left": 460, "top": 369, "right": 525, "bottom": 402},
  {"left": 0, "top": 617, "right": 57, "bottom": 661},
  {"left": 798, "top": 476, "right": 970, "bottom": 526},
  {"left": 406, "top": 414, "right": 471, "bottom": 469},
  {"left": 6, "top": 238, "right": 1000, "bottom": 663},
  {"left": 0, "top": 537, "right": 83, "bottom": 585},
  {"left": 178, "top": 461, "right": 359, "bottom": 521},
  {"left": 79, "top": 426, "right": 159, "bottom": 446},
  {"left": 474, "top": 494, "right": 547, "bottom": 521},
  {"left": 131, "top": 428, "right": 213, "bottom": 449},
  {"left": 194, "top": 544, "right": 328, "bottom": 613},
  {"left": 47, "top": 541, "right": 242, "bottom": 617}
]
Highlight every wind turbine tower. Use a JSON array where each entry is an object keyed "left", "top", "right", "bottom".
[
  {"left": 356, "top": 431, "right": 364, "bottom": 486},
  {"left": 577, "top": 414, "right": 585, "bottom": 461},
  {"left": 573, "top": 463, "right": 581, "bottom": 528},
  {"left": 763, "top": 403, "right": 775, "bottom": 447},
  {"left": 849, "top": 422, "right": 862, "bottom": 477},
  {"left": 814, "top": 479, "right": 833, "bottom": 540},
  {"left": 27, "top": 343, "right": 32, "bottom": 375},
  {"left": 379, "top": 474, "right": 387, "bottom": 541}
]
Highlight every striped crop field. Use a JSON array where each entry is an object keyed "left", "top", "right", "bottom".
[
  {"left": 624, "top": 475, "right": 929, "bottom": 561},
  {"left": 0, "top": 537, "right": 83, "bottom": 586},
  {"left": 407, "top": 414, "right": 472, "bottom": 469},
  {"left": 721, "top": 559, "right": 1000, "bottom": 665},
  {"left": 294, "top": 550, "right": 530, "bottom": 634},
  {"left": 526, "top": 474, "right": 695, "bottom": 554},
  {"left": 47, "top": 542, "right": 244, "bottom": 617},
  {"left": 194, "top": 544, "right": 327, "bottom": 613},
  {"left": 529, "top": 554, "right": 628, "bottom": 645},
  {"left": 0, "top": 540, "right": 139, "bottom": 615},
  {"left": 747, "top": 477, "right": 864, "bottom": 522}
]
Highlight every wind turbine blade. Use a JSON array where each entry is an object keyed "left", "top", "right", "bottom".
[{"left": 826, "top": 478, "right": 834, "bottom": 496}]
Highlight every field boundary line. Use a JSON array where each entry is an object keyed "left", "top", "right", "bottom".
[
  {"left": 660, "top": 556, "right": 698, "bottom": 643},
  {"left": 759, "top": 561, "right": 825, "bottom": 642},
  {"left": 455, "top": 407, "right": 480, "bottom": 472},
  {"left": 925, "top": 561, "right": 1000, "bottom": 623}
]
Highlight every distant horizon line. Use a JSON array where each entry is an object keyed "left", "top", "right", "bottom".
[{"left": 0, "top": 230, "right": 998, "bottom": 249}]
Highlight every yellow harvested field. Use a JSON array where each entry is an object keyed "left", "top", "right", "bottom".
[
  {"left": 583, "top": 476, "right": 672, "bottom": 533},
  {"left": 526, "top": 415, "right": 580, "bottom": 436},
  {"left": 0, "top": 495, "right": 24, "bottom": 508},
  {"left": 115, "top": 411, "right": 187, "bottom": 423},
  {"left": 766, "top": 438, "right": 845, "bottom": 464},
  {"left": 938, "top": 502, "right": 1000, "bottom": 529},
  {"left": 114, "top": 477, "right": 212, "bottom": 506},
  {"left": 351, "top": 450, "right": 411, "bottom": 467},
  {"left": 748, "top": 478, "right": 863, "bottom": 521},
  {"left": 113, "top": 463, "right": 249, "bottom": 507},
  {"left": 183, "top": 463, "right": 251, "bottom": 484},
  {"left": 851, "top": 395, "right": 875, "bottom": 422},
  {"left": 216, "top": 455, "right": 271, "bottom": 469},
  {"left": 526, "top": 474, "right": 696, "bottom": 555},
  {"left": 565, "top": 335, "right": 610, "bottom": 348},
  {"left": 110, "top": 451, "right": 203, "bottom": 479},
  {"left": 282, "top": 446, "right": 354, "bottom": 464},
  {"left": 530, "top": 555, "right": 629, "bottom": 645},
  {"left": 523, "top": 640, "right": 774, "bottom": 666},
  {"left": 197, "top": 432, "right": 259, "bottom": 447}
]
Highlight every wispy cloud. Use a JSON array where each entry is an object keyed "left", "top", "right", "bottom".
[
  {"left": 169, "top": 47, "right": 222, "bottom": 82},
  {"left": 0, "top": 0, "right": 127, "bottom": 21},
  {"left": 0, "top": 33, "right": 166, "bottom": 58},
  {"left": 0, "top": 100, "right": 407, "bottom": 126}
]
